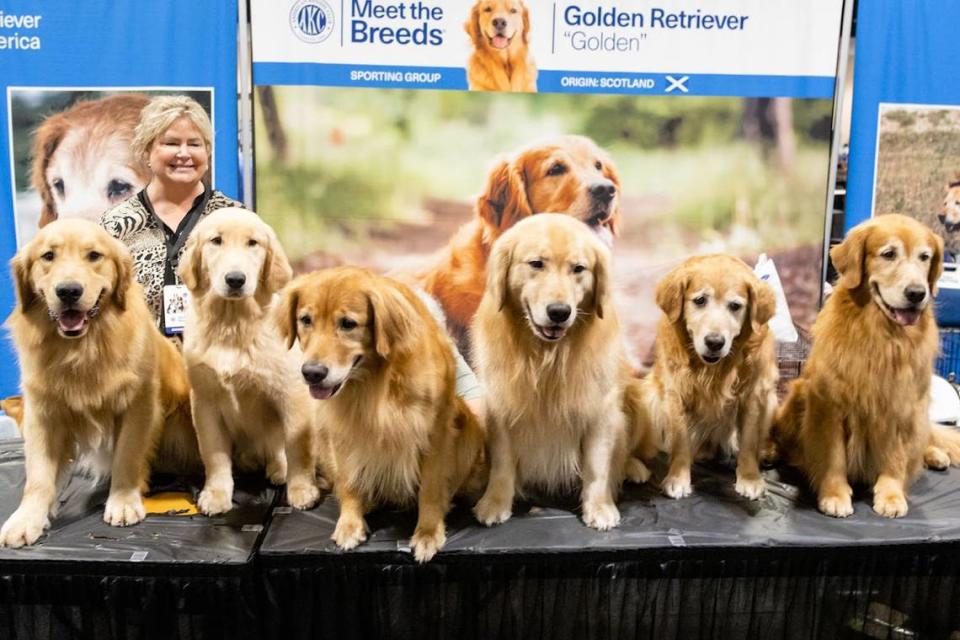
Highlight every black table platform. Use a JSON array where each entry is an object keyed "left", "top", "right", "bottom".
[
  {"left": 0, "top": 440, "right": 277, "bottom": 640},
  {"left": 259, "top": 458, "right": 960, "bottom": 640},
  {"left": 2, "top": 437, "right": 960, "bottom": 639}
]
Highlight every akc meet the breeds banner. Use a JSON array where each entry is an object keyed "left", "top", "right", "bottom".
[
  {"left": 0, "top": 0, "right": 239, "bottom": 398},
  {"left": 249, "top": 0, "right": 846, "bottom": 367}
]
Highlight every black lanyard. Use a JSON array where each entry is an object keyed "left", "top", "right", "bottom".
[{"left": 140, "top": 189, "right": 211, "bottom": 286}]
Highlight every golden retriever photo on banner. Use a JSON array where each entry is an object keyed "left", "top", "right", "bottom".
[
  {"left": 9, "top": 89, "right": 213, "bottom": 245},
  {"left": 254, "top": 88, "right": 834, "bottom": 380},
  {"left": 465, "top": 0, "right": 537, "bottom": 92}
]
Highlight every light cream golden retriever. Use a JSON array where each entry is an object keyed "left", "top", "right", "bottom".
[
  {"left": 641, "top": 255, "right": 778, "bottom": 500},
  {"left": 774, "top": 214, "right": 960, "bottom": 518},
  {"left": 465, "top": 0, "right": 537, "bottom": 92},
  {"left": 32, "top": 94, "right": 151, "bottom": 227},
  {"left": 421, "top": 135, "right": 622, "bottom": 335},
  {"left": 0, "top": 219, "right": 193, "bottom": 547},
  {"left": 179, "top": 208, "right": 324, "bottom": 515},
  {"left": 276, "top": 267, "right": 485, "bottom": 562},
  {"left": 472, "top": 213, "right": 643, "bottom": 531}
]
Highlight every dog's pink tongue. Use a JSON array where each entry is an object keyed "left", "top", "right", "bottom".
[
  {"left": 58, "top": 310, "right": 86, "bottom": 332},
  {"left": 492, "top": 35, "right": 509, "bottom": 49},
  {"left": 894, "top": 308, "right": 920, "bottom": 326},
  {"left": 309, "top": 385, "right": 335, "bottom": 400}
]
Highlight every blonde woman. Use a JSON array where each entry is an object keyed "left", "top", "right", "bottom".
[{"left": 100, "top": 95, "right": 242, "bottom": 334}]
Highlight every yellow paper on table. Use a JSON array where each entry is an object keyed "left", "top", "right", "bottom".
[{"left": 143, "top": 492, "right": 199, "bottom": 516}]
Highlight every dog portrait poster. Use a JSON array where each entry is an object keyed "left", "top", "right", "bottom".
[
  {"left": 253, "top": 88, "right": 834, "bottom": 363},
  {"left": 8, "top": 88, "right": 213, "bottom": 246},
  {"left": 249, "top": 0, "right": 845, "bottom": 366},
  {"left": 872, "top": 103, "right": 960, "bottom": 261}
]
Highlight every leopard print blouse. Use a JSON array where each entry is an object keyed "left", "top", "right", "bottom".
[{"left": 99, "top": 189, "right": 243, "bottom": 327}]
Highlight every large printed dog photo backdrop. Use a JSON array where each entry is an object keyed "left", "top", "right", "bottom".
[
  {"left": 9, "top": 89, "right": 213, "bottom": 246},
  {"left": 873, "top": 104, "right": 960, "bottom": 259},
  {"left": 254, "top": 87, "right": 833, "bottom": 362}
]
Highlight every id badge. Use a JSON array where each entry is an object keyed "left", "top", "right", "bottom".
[{"left": 162, "top": 284, "right": 191, "bottom": 335}]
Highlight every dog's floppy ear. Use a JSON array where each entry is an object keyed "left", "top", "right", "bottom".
[
  {"left": 31, "top": 112, "right": 68, "bottom": 228},
  {"left": 465, "top": 3, "right": 484, "bottom": 48},
  {"left": 928, "top": 228, "right": 945, "bottom": 296},
  {"left": 273, "top": 280, "right": 301, "bottom": 350},
  {"left": 477, "top": 157, "right": 532, "bottom": 232},
  {"left": 830, "top": 224, "right": 870, "bottom": 290},
  {"left": 591, "top": 244, "right": 610, "bottom": 319},
  {"left": 748, "top": 278, "right": 777, "bottom": 334},
  {"left": 602, "top": 153, "right": 623, "bottom": 237},
  {"left": 368, "top": 281, "right": 419, "bottom": 359},
  {"left": 109, "top": 237, "right": 134, "bottom": 311},
  {"left": 258, "top": 227, "right": 293, "bottom": 304},
  {"left": 178, "top": 231, "right": 205, "bottom": 293},
  {"left": 10, "top": 252, "right": 37, "bottom": 313},
  {"left": 486, "top": 236, "right": 513, "bottom": 312},
  {"left": 655, "top": 266, "right": 687, "bottom": 323},
  {"left": 521, "top": 2, "right": 531, "bottom": 44}
]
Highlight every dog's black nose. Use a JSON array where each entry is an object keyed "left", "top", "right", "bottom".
[
  {"left": 589, "top": 181, "right": 616, "bottom": 205},
  {"left": 940, "top": 214, "right": 948, "bottom": 225},
  {"left": 547, "top": 303, "right": 572, "bottom": 323},
  {"left": 492, "top": 17, "right": 507, "bottom": 30},
  {"left": 904, "top": 285, "right": 927, "bottom": 305},
  {"left": 301, "top": 363, "right": 329, "bottom": 385},
  {"left": 704, "top": 334, "right": 726, "bottom": 352},
  {"left": 225, "top": 271, "right": 246, "bottom": 290},
  {"left": 55, "top": 281, "right": 83, "bottom": 304}
]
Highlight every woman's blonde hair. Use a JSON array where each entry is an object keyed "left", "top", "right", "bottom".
[{"left": 131, "top": 95, "right": 213, "bottom": 159}]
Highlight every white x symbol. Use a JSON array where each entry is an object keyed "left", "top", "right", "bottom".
[{"left": 665, "top": 75, "right": 689, "bottom": 93}]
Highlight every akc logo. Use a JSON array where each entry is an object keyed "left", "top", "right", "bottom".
[{"left": 290, "top": 0, "right": 335, "bottom": 43}]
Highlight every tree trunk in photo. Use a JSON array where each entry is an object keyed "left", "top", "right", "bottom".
[
  {"left": 256, "top": 86, "right": 288, "bottom": 166},
  {"left": 740, "top": 98, "right": 795, "bottom": 172},
  {"left": 772, "top": 98, "right": 796, "bottom": 172}
]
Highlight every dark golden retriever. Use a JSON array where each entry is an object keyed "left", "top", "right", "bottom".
[
  {"left": 276, "top": 267, "right": 484, "bottom": 562},
  {"left": 774, "top": 214, "right": 960, "bottom": 518}
]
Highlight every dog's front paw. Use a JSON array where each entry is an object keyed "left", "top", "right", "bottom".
[
  {"left": 625, "top": 457, "right": 651, "bottom": 484},
  {"left": 286, "top": 479, "right": 321, "bottom": 510},
  {"left": 662, "top": 471, "right": 692, "bottom": 499},
  {"left": 582, "top": 499, "right": 620, "bottom": 531},
  {"left": 0, "top": 507, "right": 49, "bottom": 547},
  {"left": 265, "top": 456, "right": 287, "bottom": 486},
  {"left": 473, "top": 491, "right": 513, "bottom": 526},
  {"left": 924, "top": 445, "right": 950, "bottom": 471},
  {"left": 735, "top": 474, "right": 767, "bottom": 500},
  {"left": 818, "top": 488, "right": 853, "bottom": 518},
  {"left": 103, "top": 491, "right": 146, "bottom": 527},
  {"left": 873, "top": 491, "right": 908, "bottom": 518},
  {"left": 411, "top": 524, "right": 446, "bottom": 563},
  {"left": 332, "top": 515, "right": 368, "bottom": 550},
  {"left": 197, "top": 485, "right": 234, "bottom": 515}
]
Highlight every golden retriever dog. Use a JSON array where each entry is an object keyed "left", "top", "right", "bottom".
[
  {"left": 773, "top": 214, "right": 960, "bottom": 518},
  {"left": 472, "top": 213, "right": 644, "bottom": 531},
  {"left": 421, "top": 135, "right": 622, "bottom": 335},
  {"left": 179, "top": 208, "right": 325, "bottom": 515},
  {"left": 641, "top": 255, "right": 778, "bottom": 500},
  {"left": 465, "top": 0, "right": 537, "bottom": 92},
  {"left": 0, "top": 219, "right": 193, "bottom": 547},
  {"left": 32, "top": 94, "right": 150, "bottom": 227},
  {"left": 276, "top": 267, "right": 485, "bottom": 562},
  {"left": 939, "top": 175, "right": 960, "bottom": 233}
]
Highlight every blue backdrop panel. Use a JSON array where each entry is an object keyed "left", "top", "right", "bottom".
[
  {"left": 846, "top": 0, "right": 960, "bottom": 230},
  {"left": 0, "top": 0, "right": 239, "bottom": 398}
]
